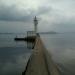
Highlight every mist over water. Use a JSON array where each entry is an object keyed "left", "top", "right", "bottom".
[
  {"left": 41, "top": 33, "right": 75, "bottom": 75},
  {"left": 0, "top": 33, "right": 75, "bottom": 75},
  {"left": 0, "top": 34, "right": 31, "bottom": 75}
]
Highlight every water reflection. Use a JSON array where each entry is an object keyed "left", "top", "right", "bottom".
[{"left": 0, "top": 47, "right": 31, "bottom": 75}]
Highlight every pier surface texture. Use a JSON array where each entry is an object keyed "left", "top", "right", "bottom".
[{"left": 23, "top": 36, "right": 60, "bottom": 75}]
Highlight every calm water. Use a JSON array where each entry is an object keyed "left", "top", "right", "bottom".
[
  {"left": 0, "top": 34, "right": 31, "bottom": 75},
  {"left": 0, "top": 33, "right": 75, "bottom": 75},
  {"left": 41, "top": 33, "right": 75, "bottom": 75}
]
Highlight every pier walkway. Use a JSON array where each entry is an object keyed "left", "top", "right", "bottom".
[{"left": 22, "top": 36, "right": 60, "bottom": 75}]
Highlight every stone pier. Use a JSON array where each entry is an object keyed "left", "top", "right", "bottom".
[{"left": 22, "top": 36, "right": 60, "bottom": 75}]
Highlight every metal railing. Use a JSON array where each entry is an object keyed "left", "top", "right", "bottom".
[{"left": 27, "top": 31, "right": 36, "bottom": 49}]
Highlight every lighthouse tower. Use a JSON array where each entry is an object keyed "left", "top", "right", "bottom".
[{"left": 34, "top": 16, "right": 38, "bottom": 35}]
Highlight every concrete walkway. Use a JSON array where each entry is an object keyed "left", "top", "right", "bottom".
[{"left": 23, "top": 37, "right": 60, "bottom": 75}]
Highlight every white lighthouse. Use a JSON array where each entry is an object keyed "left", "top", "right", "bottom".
[{"left": 34, "top": 16, "right": 38, "bottom": 35}]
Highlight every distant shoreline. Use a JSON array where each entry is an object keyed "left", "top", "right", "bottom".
[
  {"left": 0, "top": 33, "right": 27, "bottom": 34},
  {"left": 39, "top": 31, "right": 57, "bottom": 34}
]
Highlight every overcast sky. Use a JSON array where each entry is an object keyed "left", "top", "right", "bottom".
[{"left": 0, "top": 0, "right": 75, "bottom": 33}]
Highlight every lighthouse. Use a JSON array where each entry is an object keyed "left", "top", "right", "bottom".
[{"left": 34, "top": 16, "right": 38, "bottom": 35}]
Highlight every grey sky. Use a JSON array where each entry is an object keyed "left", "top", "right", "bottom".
[{"left": 0, "top": 0, "right": 75, "bottom": 33}]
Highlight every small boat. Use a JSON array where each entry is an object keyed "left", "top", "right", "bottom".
[
  {"left": 14, "top": 38, "right": 25, "bottom": 41},
  {"left": 14, "top": 36, "right": 36, "bottom": 43}
]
